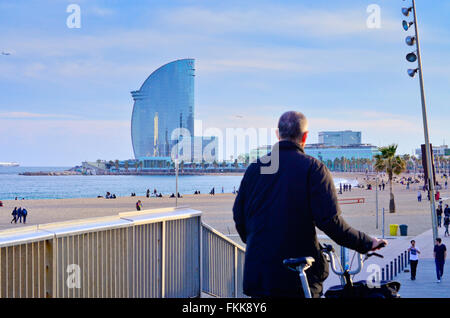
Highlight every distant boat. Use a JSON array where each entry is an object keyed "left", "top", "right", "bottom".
[{"left": 0, "top": 162, "right": 20, "bottom": 167}]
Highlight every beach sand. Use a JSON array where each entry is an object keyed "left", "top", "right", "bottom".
[{"left": 1, "top": 172, "right": 447, "bottom": 247}]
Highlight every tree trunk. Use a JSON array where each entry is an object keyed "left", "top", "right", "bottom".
[{"left": 389, "top": 178, "right": 396, "bottom": 213}]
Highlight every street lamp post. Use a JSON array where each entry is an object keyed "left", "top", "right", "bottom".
[
  {"left": 402, "top": 0, "right": 438, "bottom": 242},
  {"left": 376, "top": 173, "right": 379, "bottom": 230},
  {"left": 175, "top": 159, "right": 179, "bottom": 207}
]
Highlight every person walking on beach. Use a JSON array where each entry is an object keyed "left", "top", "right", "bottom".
[
  {"left": 17, "top": 207, "right": 23, "bottom": 223},
  {"left": 22, "top": 208, "right": 28, "bottom": 224},
  {"left": 10, "top": 207, "right": 18, "bottom": 224},
  {"left": 434, "top": 238, "right": 447, "bottom": 283},
  {"left": 408, "top": 240, "right": 420, "bottom": 280},
  {"left": 136, "top": 200, "right": 143, "bottom": 211},
  {"left": 233, "top": 111, "right": 387, "bottom": 298}
]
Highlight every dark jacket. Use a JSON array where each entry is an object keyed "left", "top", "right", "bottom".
[{"left": 233, "top": 140, "right": 373, "bottom": 297}]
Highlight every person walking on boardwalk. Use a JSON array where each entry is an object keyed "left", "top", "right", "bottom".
[
  {"left": 437, "top": 205, "right": 443, "bottom": 228},
  {"left": 444, "top": 215, "right": 450, "bottom": 237},
  {"left": 417, "top": 191, "right": 422, "bottom": 202},
  {"left": 233, "top": 111, "right": 387, "bottom": 298},
  {"left": 408, "top": 240, "right": 420, "bottom": 280},
  {"left": 444, "top": 204, "right": 450, "bottom": 218},
  {"left": 10, "top": 207, "right": 18, "bottom": 224},
  {"left": 434, "top": 238, "right": 447, "bottom": 283}
]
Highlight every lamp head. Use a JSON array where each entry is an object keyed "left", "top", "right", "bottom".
[
  {"left": 402, "top": 7, "right": 413, "bottom": 17},
  {"left": 403, "top": 20, "right": 413, "bottom": 31},
  {"left": 406, "top": 52, "right": 417, "bottom": 62},
  {"left": 405, "top": 36, "right": 416, "bottom": 46},
  {"left": 407, "top": 68, "right": 419, "bottom": 77}
]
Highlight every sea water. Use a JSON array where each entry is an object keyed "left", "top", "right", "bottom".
[{"left": 0, "top": 167, "right": 357, "bottom": 200}]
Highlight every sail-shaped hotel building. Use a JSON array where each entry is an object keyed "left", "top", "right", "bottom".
[{"left": 131, "top": 59, "right": 195, "bottom": 158}]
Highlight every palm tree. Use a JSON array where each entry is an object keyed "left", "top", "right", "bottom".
[
  {"left": 114, "top": 160, "right": 119, "bottom": 172},
  {"left": 124, "top": 161, "right": 129, "bottom": 172},
  {"left": 374, "top": 144, "right": 406, "bottom": 213},
  {"left": 333, "top": 158, "right": 339, "bottom": 172}
]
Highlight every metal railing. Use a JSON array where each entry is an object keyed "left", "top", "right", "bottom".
[
  {"left": 201, "top": 223, "right": 246, "bottom": 298},
  {"left": 0, "top": 207, "right": 201, "bottom": 298}
]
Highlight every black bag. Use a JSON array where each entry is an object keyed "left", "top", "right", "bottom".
[{"left": 324, "top": 280, "right": 401, "bottom": 298}]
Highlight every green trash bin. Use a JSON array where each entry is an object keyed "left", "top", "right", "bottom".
[{"left": 400, "top": 224, "right": 408, "bottom": 236}]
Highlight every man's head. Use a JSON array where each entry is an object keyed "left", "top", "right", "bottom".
[
  {"left": 276, "top": 111, "right": 308, "bottom": 148},
  {"left": 436, "top": 238, "right": 442, "bottom": 245},
  {"left": 411, "top": 240, "right": 415, "bottom": 246}
]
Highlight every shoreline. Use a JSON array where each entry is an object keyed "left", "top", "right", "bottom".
[
  {"left": 0, "top": 180, "right": 447, "bottom": 240},
  {"left": 1, "top": 171, "right": 429, "bottom": 202}
]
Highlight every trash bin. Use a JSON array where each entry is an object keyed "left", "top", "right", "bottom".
[
  {"left": 400, "top": 224, "right": 408, "bottom": 236},
  {"left": 389, "top": 224, "right": 399, "bottom": 236}
]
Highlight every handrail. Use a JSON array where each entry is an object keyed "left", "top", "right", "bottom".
[{"left": 202, "top": 222, "right": 245, "bottom": 251}]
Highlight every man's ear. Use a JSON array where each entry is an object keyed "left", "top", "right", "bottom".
[
  {"left": 275, "top": 129, "right": 281, "bottom": 141},
  {"left": 302, "top": 131, "right": 309, "bottom": 144}
]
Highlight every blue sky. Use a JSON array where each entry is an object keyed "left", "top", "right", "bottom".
[{"left": 0, "top": 0, "right": 449, "bottom": 165}]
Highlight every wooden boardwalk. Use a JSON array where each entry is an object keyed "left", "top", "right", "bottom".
[
  {"left": 393, "top": 226, "right": 450, "bottom": 298},
  {"left": 324, "top": 226, "right": 450, "bottom": 298}
]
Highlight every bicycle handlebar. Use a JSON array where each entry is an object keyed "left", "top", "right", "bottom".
[{"left": 322, "top": 244, "right": 385, "bottom": 277}]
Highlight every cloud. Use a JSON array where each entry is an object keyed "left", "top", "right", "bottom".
[
  {"left": 0, "top": 118, "right": 132, "bottom": 165},
  {"left": 160, "top": 6, "right": 399, "bottom": 38},
  {"left": 0, "top": 112, "right": 80, "bottom": 119},
  {"left": 89, "top": 6, "right": 115, "bottom": 17}
]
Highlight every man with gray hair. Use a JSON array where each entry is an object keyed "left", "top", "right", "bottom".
[{"left": 233, "top": 111, "right": 387, "bottom": 298}]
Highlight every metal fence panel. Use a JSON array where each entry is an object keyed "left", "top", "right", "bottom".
[
  {"left": 165, "top": 217, "right": 200, "bottom": 298},
  {"left": 201, "top": 224, "right": 245, "bottom": 298},
  {"left": 133, "top": 222, "right": 162, "bottom": 298},
  {"left": 0, "top": 240, "right": 51, "bottom": 298},
  {"left": 0, "top": 208, "right": 203, "bottom": 298}
]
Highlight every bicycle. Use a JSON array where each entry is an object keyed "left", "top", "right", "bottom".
[{"left": 283, "top": 243, "right": 401, "bottom": 298}]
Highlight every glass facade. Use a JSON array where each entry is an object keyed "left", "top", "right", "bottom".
[
  {"left": 304, "top": 145, "right": 380, "bottom": 162},
  {"left": 131, "top": 59, "right": 195, "bottom": 159},
  {"left": 318, "top": 131, "right": 361, "bottom": 146}
]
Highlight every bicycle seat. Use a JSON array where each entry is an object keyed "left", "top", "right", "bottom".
[{"left": 283, "top": 257, "right": 315, "bottom": 270}]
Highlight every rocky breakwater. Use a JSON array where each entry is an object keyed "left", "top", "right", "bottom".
[{"left": 19, "top": 170, "right": 81, "bottom": 176}]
